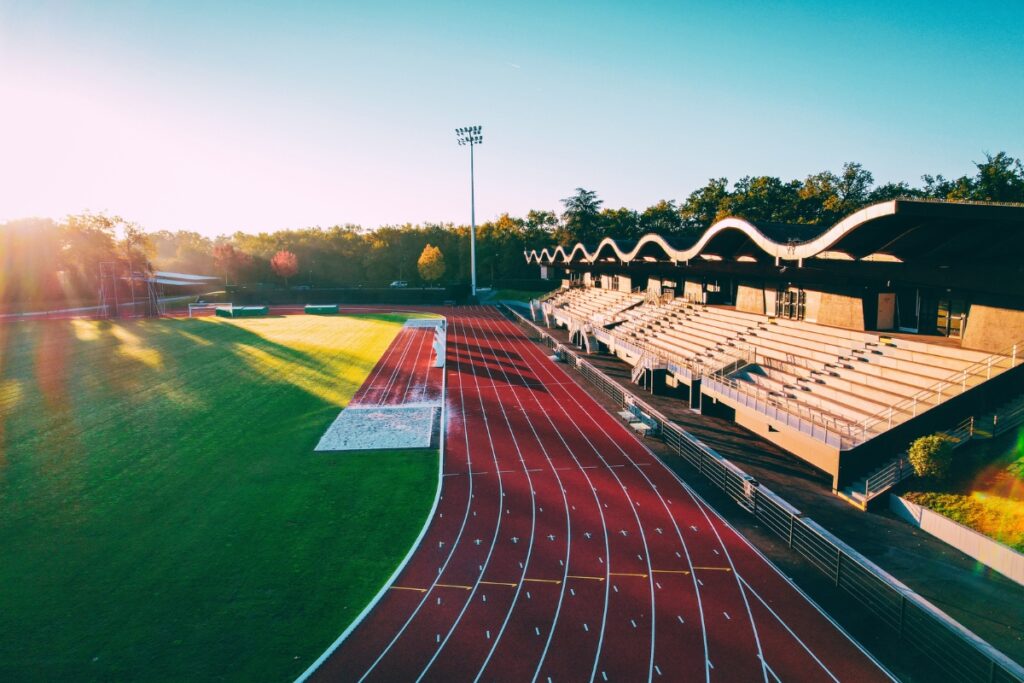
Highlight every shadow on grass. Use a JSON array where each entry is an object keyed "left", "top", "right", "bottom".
[{"left": 0, "top": 314, "right": 437, "bottom": 683}]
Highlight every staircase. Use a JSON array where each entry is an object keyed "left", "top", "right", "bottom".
[{"left": 839, "top": 392, "right": 1024, "bottom": 509}]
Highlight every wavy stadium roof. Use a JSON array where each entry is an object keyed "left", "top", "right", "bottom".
[{"left": 525, "top": 199, "right": 1024, "bottom": 267}]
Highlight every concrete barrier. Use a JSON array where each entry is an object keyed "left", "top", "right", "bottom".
[{"left": 890, "top": 494, "right": 1024, "bottom": 586}]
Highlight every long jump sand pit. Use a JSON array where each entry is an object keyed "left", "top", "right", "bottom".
[{"left": 315, "top": 404, "right": 438, "bottom": 451}]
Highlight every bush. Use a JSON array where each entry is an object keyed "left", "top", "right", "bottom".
[{"left": 908, "top": 433, "right": 958, "bottom": 480}]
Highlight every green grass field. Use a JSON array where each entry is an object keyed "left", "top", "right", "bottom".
[
  {"left": 488, "top": 288, "right": 554, "bottom": 303},
  {"left": 0, "top": 314, "right": 438, "bottom": 681}
]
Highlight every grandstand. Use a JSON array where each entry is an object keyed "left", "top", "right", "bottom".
[
  {"left": 542, "top": 285, "right": 643, "bottom": 325},
  {"left": 526, "top": 199, "right": 1024, "bottom": 499}
]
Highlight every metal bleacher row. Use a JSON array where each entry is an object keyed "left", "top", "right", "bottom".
[
  {"left": 542, "top": 286, "right": 1012, "bottom": 447},
  {"left": 545, "top": 287, "right": 644, "bottom": 325}
]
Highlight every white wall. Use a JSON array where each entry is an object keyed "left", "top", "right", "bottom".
[{"left": 891, "top": 495, "right": 1024, "bottom": 587}]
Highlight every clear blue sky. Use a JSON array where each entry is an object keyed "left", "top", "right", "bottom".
[{"left": 1, "top": 0, "right": 1021, "bottom": 235}]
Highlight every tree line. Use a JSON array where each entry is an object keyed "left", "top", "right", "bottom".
[{"left": 1, "top": 151, "right": 1021, "bottom": 308}]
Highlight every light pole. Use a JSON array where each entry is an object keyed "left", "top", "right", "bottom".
[{"left": 455, "top": 125, "right": 482, "bottom": 297}]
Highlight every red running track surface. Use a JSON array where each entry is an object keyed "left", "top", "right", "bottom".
[
  {"left": 309, "top": 306, "right": 893, "bottom": 682},
  {"left": 350, "top": 325, "right": 443, "bottom": 406}
]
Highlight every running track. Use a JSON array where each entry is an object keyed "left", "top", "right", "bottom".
[
  {"left": 350, "top": 324, "right": 443, "bottom": 406},
  {"left": 307, "top": 306, "right": 892, "bottom": 683}
]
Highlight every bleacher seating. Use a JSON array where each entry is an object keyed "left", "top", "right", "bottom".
[
  {"left": 547, "top": 286, "right": 643, "bottom": 325},
  {"left": 603, "top": 297, "right": 1009, "bottom": 441}
]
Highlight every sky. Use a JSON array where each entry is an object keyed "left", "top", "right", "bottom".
[{"left": 1, "top": 0, "right": 1022, "bottom": 236}]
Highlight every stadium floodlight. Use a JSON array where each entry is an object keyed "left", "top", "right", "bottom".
[{"left": 455, "top": 124, "right": 484, "bottom": 297}]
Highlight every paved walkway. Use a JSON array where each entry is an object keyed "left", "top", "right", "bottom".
[{"left": 531, "top": 315, "right": 1024, "bottom": 670}]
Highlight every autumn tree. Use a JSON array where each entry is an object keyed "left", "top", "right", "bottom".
[
  {"left": 270, "top": 250, "right": 299, "bottom": 287},
  {"left": 417, "top": 243, "right": 446, "bottom": 283},
  {"left": 213, "top": 243, "right": 254, "bottom": 285}
]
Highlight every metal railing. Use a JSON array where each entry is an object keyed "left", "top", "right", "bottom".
[
  {"left": 852, "top": 342, "right": 1021, "bottom": 442},
  {"left": 702, "top": 374, "right": 853, "bottom": 448},
  {"left": 700, "top": 338, "right": 1021, "bottom": 450},
  {"left": 555, "top": 288, "right": 1022, "bottom": 453},
  {"left": 860, "top": 395, "right": 1024, "bottom": 503},
  {"left": 859, "top": 415, "right": 975, "bottom": 504},
  {"left": 501, "top": 303, "right": 1024, "bottom": 683}
]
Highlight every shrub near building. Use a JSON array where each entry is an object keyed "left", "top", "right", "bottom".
[{"left": 908, "top": 433, "right": 958, "bottom": 480}]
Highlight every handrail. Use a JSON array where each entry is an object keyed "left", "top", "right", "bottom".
[
  {"left": 503, "top": 302, "right": 1024, "bottom": 683},
  {"left": 568, "top": 291, "right": 1023, "bottom": 451},
  {"left": 702, "top": 373, "right": 858, "bottom": 447},
  {"left": 606, "top": 328, "right": 734, "bottom": 378},
  {"left": 853, "top": 341, "right": 1021, "bottom": 435}
]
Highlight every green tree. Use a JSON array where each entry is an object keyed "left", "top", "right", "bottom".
[
  {"left": 558, "top": 187, "right": 604, "bottom": 246},
  {"left": 958, "top": 152, "right": 1024, "bottom": 202},
  {"left": 718, "top": 176, "right": 802, "bottom": 224},
  {"left": 923, "top": 152, "right": 1024, "bottom": 203},
  {"left": 417, "top": 243, "right": 446, "bottom": 283},
  {"left": 908, "top": 433, "right": 957, "bottom": 480},
  {"left": 679, "top": 178, "right": 729, "bottom": 234},
  {"left": 640, "top": 199, "right": 682, "bottom": 236},
  {"left": 600, "top": 207, "right": 640, "bottom": 241},
  {"left": 868, "top": 181, "right": 925, "bottom": 203}
]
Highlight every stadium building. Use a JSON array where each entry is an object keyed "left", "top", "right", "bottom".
[{"left": 524, "top": 199, "right": 1024, "bottom": 501}]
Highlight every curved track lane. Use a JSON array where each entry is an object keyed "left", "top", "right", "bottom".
[{"left": 309, "top": 307, "right": 893, "bottom": 683}]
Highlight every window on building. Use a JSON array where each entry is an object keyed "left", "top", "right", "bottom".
[
  {"left": 936, "top": 297, "right": 967, "bottom": 338},
  {"left": 776, "top": 288, "right": 806, "bottom": 320}
]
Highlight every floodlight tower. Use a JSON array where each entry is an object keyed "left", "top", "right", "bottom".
[{"left": 455, "top": 125, "right": 483, "bottom": 297}]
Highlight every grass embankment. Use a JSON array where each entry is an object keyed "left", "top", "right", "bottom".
[
  {"left": 902, "top": 429, "right": 1024, "bottom": 552},
  {"left": 489, "top": 288, "right": 554, "bottom": 303},
  {"left": 0, "top": 314, "right": 438, "bottom": 681}
]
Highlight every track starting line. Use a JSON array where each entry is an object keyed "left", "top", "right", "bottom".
[{"left": 390, "top": 567, "right": 732, "bottom": 592}]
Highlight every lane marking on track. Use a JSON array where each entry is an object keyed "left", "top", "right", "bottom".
[
  {"left": 567, "top": 574, "right": 605, "bottom": 582},
  {"left": 523, "top": 577, "right": 562, "bottom": 585},
  {"left": 435, "top": 583, "right": 473, "bottom": 590},
  {"left": 609, "top": 571, "right": 648, "bottom": 578},
  {"left": 652, "top": 569, "right": 691, "bottom": 575},
  {"left": 479, "top": 580, "right": 518, "bottom": 587},
  {"left": 391, "top": 586, "right": 428, "bottom": 593},
  {"left": 692, "top": 566, "right": 732, "bottom": 572}
]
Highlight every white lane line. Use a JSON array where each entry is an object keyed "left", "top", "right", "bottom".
[
  {"left": 682, "top": 479, "right": 768, "bottom": 682},
  {"left": 412, "top": 314, "right": 510, "bottom": 682},
  {"left": 683, "top": 480, "right": 897, "bottom": 682},
  {"left": 509, "top": 318, "right": 711, "bottom": 683},
  {"left": 497, "top": 323, "right": 658, "bottom": 683},
  {"left": 739, "top": 575, "right": 840, "bottom": 683},
  {"left": 378, "top": 322, "right": 422, "bottom": 404},
  {"left": 484, "top": 313, "right": 614, "bottom": 683},
  {"left": 465, "top": 312, "right": 551, "bottom": 683},
  {"left": 306, "top": 320, "right": 450, "bottom": 683},
  {"left": 473, "top": 312, "right": 589, "bottom": 683}
]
